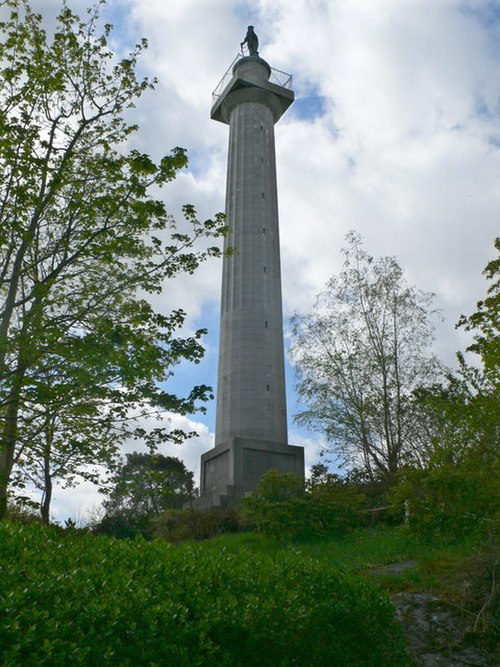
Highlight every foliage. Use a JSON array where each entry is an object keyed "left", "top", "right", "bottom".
[
  {"left": 102, "top": 452, "right": 196, "bottom": 519},
  {"left": 93, "top": 512, "right": 148, "bottom": 540},
  {"left": 413, "top": 357, "right": 499, "bottom": 469},
  {"left": 443, "top": 236, "right": 499, "bottom": 464},
  {"left": 247, "top": 467, "right": 305, "bottom": 502},
  {"left": 395, "top": 238, "right": 500, "bottom": 543},
  {"left": 151, "top": 507, "right": 241, "bottom": 543},
  {"left": 94, "top": 453, "right": 197, "bottom": 539},
  {"left": 390, "top": 463, "right": 499, "bottom": 542},
  {"left": 4, "top": 498, "right": 41, "bottom": 525},
  {"left": 339, "top": 465, "right": 396, "bottom": 515},
  {"left": 0, "top": 521, "right": 409, "bottom": 666},
  {"left": 242, "top": 469, "right": 365, "bottom": 540},
  {"left": 290, "top": 232, "right": 443, "bottom": 483},
  {"left": 0, "top": 0, "right": 225, "bottom": 518},
  {"left": 457, "top": 237, "right": 499, "bottom": 385},
  {"left": 308, "top": 475, "right": 366, "bottom": 532},
  {"left": 241, "top": 469, "right": 306, "bottom": 538},
  {"left": 454, "top": 542, "right": 499, "bottom": 642}
]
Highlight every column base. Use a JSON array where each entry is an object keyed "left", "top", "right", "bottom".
[{"left": 194, "top": 436, "right": 305, "bottom": 509}]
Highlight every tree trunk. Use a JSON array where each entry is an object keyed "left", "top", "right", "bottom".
[
  {"left": 40, "top": 476, "right": 52, "bottom": 525},
  {"left": 40, "top": 418, "right": 54, "bottom": 525},
  {"left": 0, "top": 353, "right": 28, "bottom": 519},
  {"left": 0, "top": 391, "right": 21, "bottom": 519}
]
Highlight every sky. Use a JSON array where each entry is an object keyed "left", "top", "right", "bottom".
[{"left": 12, "top": 0, "right": 500, "bottom": 522}]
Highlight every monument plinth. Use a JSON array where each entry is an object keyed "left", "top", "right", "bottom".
[{"left": 198, "top": 40, "right": 304, "bottom": 508}]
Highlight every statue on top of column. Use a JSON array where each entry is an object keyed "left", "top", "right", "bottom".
[{"left": 241, "top": 26, "right": 259, "bottom": 56}]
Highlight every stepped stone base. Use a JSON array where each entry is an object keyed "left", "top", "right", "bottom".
[{"left": 194, "top": 437, "right": 304, "bottom": 509}]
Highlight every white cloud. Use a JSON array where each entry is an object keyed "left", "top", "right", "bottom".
[
  {"left": 289, "top": 429, "right": 332, "bottom": 476},
  {"left": 61, "top": 0, "right": 500, "bottom": 345}
]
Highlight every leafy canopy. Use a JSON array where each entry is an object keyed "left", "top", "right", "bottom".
[{"left": 103, "top": 452, "right": 196, "bottom": 520}]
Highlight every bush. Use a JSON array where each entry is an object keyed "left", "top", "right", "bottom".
[
  {"left": 151, "top": 507, "right": 241, "bottom": 542},
  {"left": 308, "top": 478, "right": 366, "bottom": 533},
  {"left": 93, "top": 513, "right": 150, "bottom": 540},
  {"left": 0, "top": 521, "right": 409, "bottom": 666},
  {"left": 5, "top": 501, "right": 41, "bottom": 525},
  {"left": 443, "top": 540, "right": 500, "bottom": 647},
  {"left": 242, "top": 469, "right": 365, "bottom": 540},
  {"left": 391, "top": 464, "right": 500, "bottom": 541},
  {"left": 240, "top": 470, "right": 307, "bottom": 539}
]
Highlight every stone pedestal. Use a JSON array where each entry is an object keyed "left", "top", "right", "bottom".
[{"left": 197, "top": 437, "right": 305, "bottom": 508}]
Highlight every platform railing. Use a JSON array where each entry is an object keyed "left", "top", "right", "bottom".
[{"left": 212, "top": 54, "right": 293, "bottom": 106}]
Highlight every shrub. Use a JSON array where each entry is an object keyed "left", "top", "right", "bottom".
[
  {"left": 391, "top": 464, "right": 499, "bottom": 541},
  {"left": 242, "top": 469, "right": 365, "bottom": 540},
  {"left": 308, "top": 478, "right": 366, "bottom": 533},
  {"left": 5, "top": 500, "right": 41, "bottom": 525},
  {"left": 240, "top": 469, "right": 307, "bottom": 539},
  {"left": 93, "top": 513, "right": 150, "bottom": 540},
  {"left": 458, "top": 542, "right": 500, "bottom": 644},
  {"left": 151, "top": 507, "right": 241, "bottom": 542},
  {"left": 0, "top": 521, "right": 409, "bottom": 666}
]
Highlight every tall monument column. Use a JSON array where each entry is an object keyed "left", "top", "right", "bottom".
[{"left": 199, "top": 34, "right": 304, "bottom": 508}]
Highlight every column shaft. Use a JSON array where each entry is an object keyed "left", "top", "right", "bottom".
[{"left": 215, "top": 99, "right": 287, "bottom": 446}]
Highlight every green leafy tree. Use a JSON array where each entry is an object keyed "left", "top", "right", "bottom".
[
  {"left": 458, "top": 237, "right": 499, "bottom": 383},
  {"left": 454, "top": 238, "right": 499, "bottom": 461},
  {"left": 102, "top": 452, "right": 196, "bottom": 529},
  {"left": 290, "top": 232, "right": 443, "bottom": 483},
  {"left": 414, "top": 358, "right": 498, "bottom": 467},
  {"left": 453, "top": 237, "right": 499, "bottom": 461},
  {"left": 11, "top": 389, "right": 118, "bottom": 525},
  {"left": 415, "top": 237, "right": 499, "bottom": 466},
  {"left": 0, "top": 0, "right": 225, "bottom": 518},
  {"left": 392, "top": 238, "right": 499, "bottom": 540}
]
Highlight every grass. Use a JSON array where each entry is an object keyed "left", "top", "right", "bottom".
[
  {"left": 295, "top": 526, "right": 419, "bottom": 570},
  {"left": 199, "top": 525, "right": 490, "bottom": 599}
]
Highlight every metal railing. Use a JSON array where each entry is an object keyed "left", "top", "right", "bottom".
[
  {"left": 269, "top": 66, "right": 293, "bottom": 90},
  {"left": 212, "top": 54, "right": 293, "bottom": 106},
  {"left": 212, "top": 54, "right": 242, "bottom": 106}
]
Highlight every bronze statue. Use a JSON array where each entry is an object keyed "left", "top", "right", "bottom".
[{"left": 241, "top": 26, "right": 259, "bottom": 56}]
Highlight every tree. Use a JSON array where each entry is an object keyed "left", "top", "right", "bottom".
[
  {"left": 0, "top": 1, "right": 225, "bottom": 518},
  {"left": 10, "top": 366, "right": 119, "bottom": 524},
  {"left": 102, "top": 452, "right": 196, "bottom": 525},
  {"left": 290, "top": 232, "right": 443, "bottom": 483},
  {"left": 457, "top": 237, "right": 499, "bottom": 385},
  {"left": 415, "top": 237, "right": 499, "bottom": 466},
  {"left": 454, "top": 237, "right": 499, "bottom": 459},
  {"left": 388, "top": 239, "right": 499, "bottom": 543}
]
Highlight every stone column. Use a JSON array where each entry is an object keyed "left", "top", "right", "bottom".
[
  {"left": 198, "top": 56, "right": 304, "bottom": 508},
  {"left": 216, "top": 59, "right": 287, "bottom": 446}
]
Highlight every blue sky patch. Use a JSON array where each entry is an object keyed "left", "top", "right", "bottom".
[
  {"left": 460, "top": 0, "right": 500, "bottom": 56},
  {"left": 292, "top": 91, "right": 328, "bottom": 121},
  {"left": 161, "top": 300, "right": 220, "bottom": 429}
]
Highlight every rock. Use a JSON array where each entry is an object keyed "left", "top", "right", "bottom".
[
  {"left": 390, "top": 591, "right": 495, "bottom": 666},
  {"left": 369, "top": 560, "right": 418, "bottom": 576}
]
